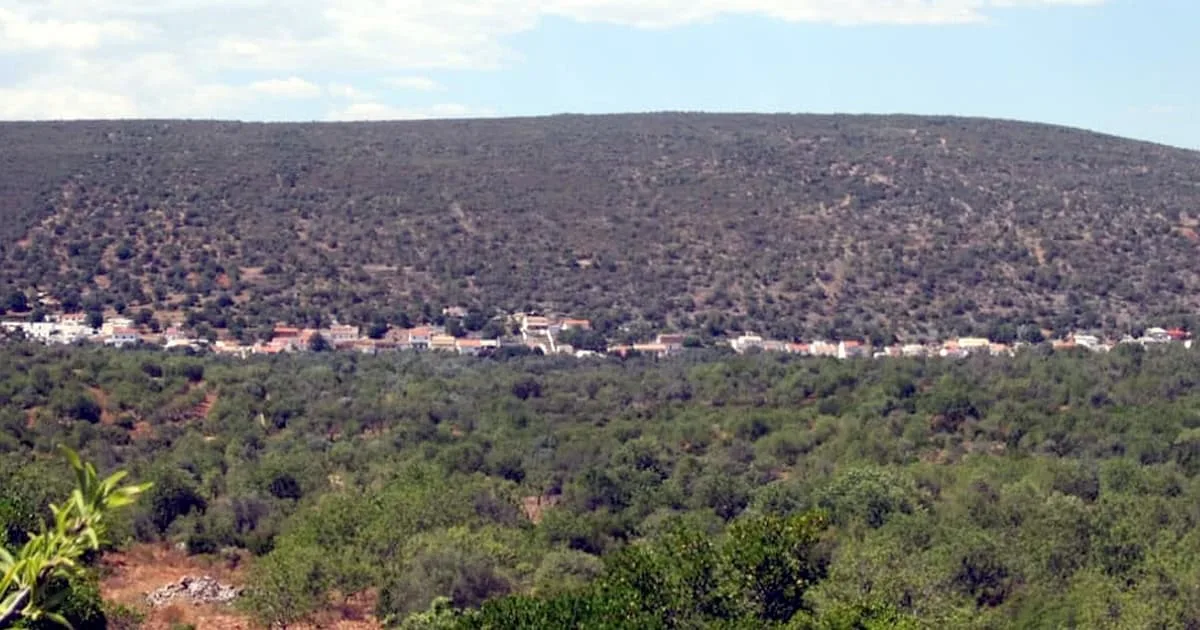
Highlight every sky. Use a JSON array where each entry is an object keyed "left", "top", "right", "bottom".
[{"left": 1, "top": 0, "right": 1197, "bottom": 149}]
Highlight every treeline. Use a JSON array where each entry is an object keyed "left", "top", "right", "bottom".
[{"left": 4, "top": 344, "right": 1200, "bottom": 627}]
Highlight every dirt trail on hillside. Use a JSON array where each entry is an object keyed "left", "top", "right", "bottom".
[
  {"left": 87, "top": 386, "right": 116, "bottom": 424},
  {"left": 193, "top": 389, "right": 218, "bottom": 419}
]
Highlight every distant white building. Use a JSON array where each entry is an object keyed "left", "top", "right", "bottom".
[
  {"left": 104, "top": 327, "right": 141, "bottom": 348},
  {"left": 2, "top": 320, "right": 94, "bottom": 345},
  {"left": 101, "top": 317, "right": 134, "bottom": 336},
  {"left": 326, "top": 324, "right": 360, "bottom": 346},
  {"left": 1143, "top": 327, "right": 1172, "bottom": 344},
  {"left": 809, "top": 341, "right": 839, "bottom": 357},
  {"left": 54, "top": 313, "right": 88, "bottom": 326},
  {"left": 731, "top": 333, "right": 764, "bottom": 353},
  {"left": 521, "top": 315, "right": 552, "bottom": 336},
  {"left": 957, "top": 337, "right": 991, "bottom": 355},
  {"left": 164, "top": 338, "right": 200, "bottom": 351},
  {"left": 837, "top": 340, "right": 867, "bottom": 360}
]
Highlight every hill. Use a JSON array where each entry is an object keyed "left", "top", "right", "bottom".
[{"left": 2, "top": 113, "right": 1199, "bottom": 341}]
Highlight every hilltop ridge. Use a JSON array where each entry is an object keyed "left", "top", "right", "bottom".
[{"left": 2, "top": 113, "right": 1199, "bottom": 342}]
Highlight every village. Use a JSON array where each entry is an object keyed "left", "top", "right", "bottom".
[{"left": 1, "top": 308, "right": 1194, "bottom": 361}]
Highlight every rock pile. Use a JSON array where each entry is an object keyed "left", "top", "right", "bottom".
[{"left": 146, "top": 576, "right": 241, "bottom": 607}]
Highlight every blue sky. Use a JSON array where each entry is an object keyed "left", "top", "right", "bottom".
[{"left": 1, "top": 0, "right": 1196, "bottom": 149}]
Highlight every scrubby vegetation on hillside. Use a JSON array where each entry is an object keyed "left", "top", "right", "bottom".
[
  {"left": 2, "top": 114, "right": 1200, "bottom": 341},
  {"left": 6, "top": 345, "right": 1200, "bottom": 627}
]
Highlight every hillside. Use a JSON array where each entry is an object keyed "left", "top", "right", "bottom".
[
  {"left": 2, "top": 113, "right": 1199, "bottom": 341},
  {"left": 8, "top": 345, "right": 1200, "bottom": 627}
]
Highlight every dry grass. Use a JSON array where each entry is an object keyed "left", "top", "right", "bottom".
[{"left": 100, "top": 544, "right": 382, "bottom": 630}]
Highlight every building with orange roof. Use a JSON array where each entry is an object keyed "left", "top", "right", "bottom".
[
  {"left": 430, "top": 334, "right": 457, "bottom": 351},
  {"left": 273, "top": 325, "right": 301, "bottom": 338},
  {"left": 632, "top": 343, "right": 670, "bottom": 358},
  {"left": 521, "top": 315, "right": 552, "bottom": 335},
  {"left": 657, "top": 333, "right": 687, "bottom": 349},
  {"left": 104, "top": 327, "right": 141, "bottom": 348},
  {"left": 327, "top": 324, "right": 361, "bottom": 346},
  {"left": 404, "top": 327, "right": 433, "bottom": 349},
  {"left": 761, "top": 340, "right": 788, "bottom": 353},
  {"left": 1052, "top": 339, "right": 1077, "bottom": 351},
  {"left": 456, "top": 338, "right": 485, "bottom": 355},
  {"left": 939, "top": 340, "right": 966, "bottom": 358},
  {"left": 298, "top": 329, "right": 319, "bottom": 348},
  {"left": 561, "top": 318, "right": 591, "bottom": 331},
  {"left": 607, "top": 345, "right": 634, "bottom": 357},
  {"left": 838, "top": 340, "right": 867, "bottom": 359}
]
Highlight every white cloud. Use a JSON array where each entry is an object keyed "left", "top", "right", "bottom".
[
  {"left": 0, "top": 52, "right": 255, "bottom": 119},
  {"left": 0, "top": 7, "right": 145, "bottom": 52},
  {"left": 546, "top": 0, "right": 1106, "bottom": 28},
  {"left": 327, "top": 83, "right": 375, "bottom": 101},
  {"left": 327, "top": 102, "right": 494, "bottom": 121},
  {"left": 0, "top": 86, "right": 139, "bottom": 119},
  {"left": 250, "top": 76, "right": 323, "bottom": 99},
  {"left": 0, "top": 0, "right": 1105, "bottom": 120},
  {"left": 384, "top": 76, "right": 444, "bottom": 92}
]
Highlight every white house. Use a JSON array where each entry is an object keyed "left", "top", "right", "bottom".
[
  {"left": 407, "top": 327, "right": 433, "bottom": 350},
  {"left": 101, "top": 317, "right": 134, "bottom": 337},
  {"left": 731, "top": 333, "right": 764, "bottom": 353},
  {"left": 837, "top": 340, "right": 867, "bottom": 359},
  {"left": 104, "top": 327, "right": 141, "bottom": 348},
  {"left": 1143, "top": 328, "right": 1171, "bottom": 344},
  {"left": 521, "top": 315, "right": 552, "bottom": 336},
  {"left": 957, "top": 337, "right": 991, "bottom": 355},
  {"left": 1, "top": 321, "right": 93, "bottom": 345},
  {"left": 326, "top": 324, "right": 361, "bottom": 346},
  {"left": 809, "top": 341, "right": 839, "bottom": 357}
]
